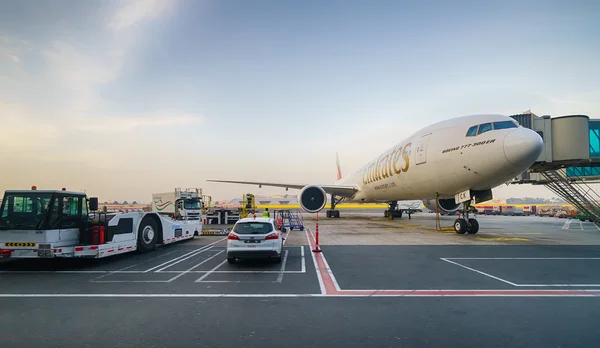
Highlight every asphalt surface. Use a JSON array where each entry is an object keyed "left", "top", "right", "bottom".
[
  {"left": 322, "top": 245, "right": 600, "bottom": 289},
  {"left": 2, "top": 216, "right": 600, "bottom": 347},
  {"left": 2, "top": 298, "right": 600, "bottom": 348}
]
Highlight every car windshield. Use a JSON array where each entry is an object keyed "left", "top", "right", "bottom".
[
  {"left": 0, "top": 193, "right": 53, "bottom": 230},
  {"left": 233, "top": 222, "right": 273, "bottom": 234},
  {"left": 184, "top": 198, "right": 201, "bottom": 210}
]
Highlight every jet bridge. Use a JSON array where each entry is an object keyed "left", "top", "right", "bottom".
[{"left": 509, "top": 111, "right": 600, "bottom": 225}]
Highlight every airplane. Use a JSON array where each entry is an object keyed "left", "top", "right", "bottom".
[{"left": 208, "top": 114, "right": 543, "bottom": 234}]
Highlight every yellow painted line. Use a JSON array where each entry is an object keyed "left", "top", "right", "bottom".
[{"left": 255, "top": 204, "right": 390, "bottom": 209}]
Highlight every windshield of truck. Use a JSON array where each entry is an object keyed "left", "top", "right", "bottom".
[
  {"left": 0, "top": 193, "right": 53, "bottom": 230},
  {"left": 233, "top": 222, "right": 273, "bottom": 234},
  {"left": 184, "top": 198, "right": 201, "bottom": 210}
]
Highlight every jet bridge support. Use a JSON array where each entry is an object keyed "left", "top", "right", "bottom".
[{"left": 540, "top": 170, "right": 600, "bottom": 227}]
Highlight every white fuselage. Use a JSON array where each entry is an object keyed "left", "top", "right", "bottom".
[{"left": 336, "top": 114, "right": 543, "bottom": 202}]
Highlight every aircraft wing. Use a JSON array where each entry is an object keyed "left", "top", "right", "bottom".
[{"left": 207, "top": 180, "right": 359, "bottom": 198}]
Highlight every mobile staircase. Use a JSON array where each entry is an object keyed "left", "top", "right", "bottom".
[{"left": 273, "top": 209, "right": 304, "bottom": 231}]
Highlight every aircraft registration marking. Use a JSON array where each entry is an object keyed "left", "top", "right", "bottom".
[{"left": 442, "top": 139, "right": 496, "bottom": 154}]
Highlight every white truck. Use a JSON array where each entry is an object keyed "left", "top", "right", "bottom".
[
  {"left": 152, "top": 188, "right": 202, "bottom": 221},
  {"left": 0, "top": 186, "right": 202, "bottom": 259}
]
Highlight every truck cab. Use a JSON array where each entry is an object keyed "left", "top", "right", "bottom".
[{"left": 0, "top": 187, "right": 96, "bottom": 250}]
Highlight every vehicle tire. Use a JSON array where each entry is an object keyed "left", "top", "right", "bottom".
[
  {"left": 384, "top": 210, "right": 389, "bottom": 218},
  {"left": 326, "top": 210, "right": 332, "bottom": 218},
  {"left": 137, "top": 216, "right": 158, "bottom": 253},
  {"left": 227, "top": 257, "right": 236, "bottom": 264},
  {"left": 454, "top": 218, "right": 467, "bottom": 234},
  {"left": 334, "top": 210, "right": 340, "bottom": 218},
  {"left": 467, "top": 218, "right": 479, "bottom": 234},
  {"left": 299, "top": 226, "right": 304, "bottom": 231},
  {"left": 273, "top": 255, "right": 282, "bottom": 264}
]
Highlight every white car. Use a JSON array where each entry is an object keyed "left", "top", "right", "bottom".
[{"left": 226, "top": 217, "right": 285, "bottom": 264}]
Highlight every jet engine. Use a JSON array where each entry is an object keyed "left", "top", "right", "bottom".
[
  {"left": 298, "top": 185, "right": 327, "bottom": 213},
  {"left": 422, "top": 198, "right": 462, "bottom": 214}
]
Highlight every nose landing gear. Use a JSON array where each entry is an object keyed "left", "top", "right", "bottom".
[{"left": 453, "top": 202, "right": 479, "bottom": 234}]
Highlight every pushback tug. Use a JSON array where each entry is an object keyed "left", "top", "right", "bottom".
[{"left": 0, "top": 186, "right": 203, "bottom": 259}]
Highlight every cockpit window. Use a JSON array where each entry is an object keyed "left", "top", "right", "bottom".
[
  {"left": 493, "top": 121, "right": 518, "bottom": 130},
  {"left": 478, "top": 123, "right": 492, "bottom": 134},
  {"left": 466, "top": 126, "right": 478, "bottom": 137}
]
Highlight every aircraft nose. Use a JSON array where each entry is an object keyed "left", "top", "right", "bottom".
[{"left": 503, "top": 128, "right": 544, "bottom": 167}]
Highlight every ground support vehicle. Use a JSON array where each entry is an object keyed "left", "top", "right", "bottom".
[
  {"left": 0, "top": 187, "right": 202, "bottom": 259},
  {"left": 152, "top": 188, "right": 203, "bottom": 220}
]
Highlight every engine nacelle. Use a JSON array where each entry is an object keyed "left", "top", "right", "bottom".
[
  {"left": 298, "top": 185, "right": 327, "bottom": 213},
  {"left": 422, "top": 198, "right": 462, "bottom": 214}
]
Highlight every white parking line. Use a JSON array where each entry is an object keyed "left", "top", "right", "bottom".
[
  {"left": 580, "top": 220, "right": 584, "bottom": 230},
  {"left": 446, "top": 257, "right": 600, "bottom": 260},
  {"left": 91, "top": 263, "right": 144, "bottom": 281},
  {"left": 440, "top": 258, "right": 519, "bottom": 286},
  {"left": 194, "top": 260, "right": 228, "bottom": 282},
  {"left": 562, "top": 219, "right": 571, "bottom": 230},
  {"left": 300, "top": 246, "right": 305, "bottom": 273},
  {"left": 143, "top": 238, "right": 225, "bottom": 273},
  {"left": 154, "top": 247, "right": 214, "bottom": 272},
  {"left": 276, "top": 250, "right": 289, "bottom": 283},
  {"left": 166, "top": 251, "right": 224, "bottom": 282},
  {"left": 91, "top": 249, "right": 183, "bottom": 280}
]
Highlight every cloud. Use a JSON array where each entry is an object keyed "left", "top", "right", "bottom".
[
  {"left": 0, "top": 0, "right": 192, "bottom": 169},
  {"left": 76, "top": 112, "right": 204, "bottom": 133},
  {"left": 7, "top": 54, "right": 19, "bottom": 62},
  {"left": 108, "top": 0, "right": 174, "bottom": 32}
]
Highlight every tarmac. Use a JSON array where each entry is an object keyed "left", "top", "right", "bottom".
[{"left": 1, "top": 211, "right": 600, "bottom": 347}]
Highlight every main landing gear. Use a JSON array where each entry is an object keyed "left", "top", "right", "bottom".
[
  {"left": 384, "top": 201, "right": 403, "bottom": 220},
  {"left": 453, "top": 202, "right": 479, "bottom": 234},
  {"left": 326, "top": 195, "right": 342, "bottom": 218}
]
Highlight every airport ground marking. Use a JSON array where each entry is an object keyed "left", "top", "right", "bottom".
[
  {"left": 3, "top": 290, "right": 600, "bottom": 298},
  {"left": 306, "top": 228, "right": 340, "bottom": 293},
  {"left": 166, "top": 250, "right": 224, "bottom": 282},
  {"left": 305, "top": 228, "right": 327, "bottom": 295},
  {"left": 300, "top": 246, "right": 306, "bottom": 273},
  {"left": 143, "top": 238, "right": 226, "bottom": 273},
  {"left": 439, "top": 258, "right": 519, "bottom": 286},
  {"left": 442, "top": 257, "right": 600, "bottom": 287},
  {"left": 195, "top": 259, "right": 228, "bottom": 282},
  {"left": 154, "top": 247, "right": 214, "bottom": 272},
  {"left": 276, "top": 250, "right": 290, "bottom": 283}
]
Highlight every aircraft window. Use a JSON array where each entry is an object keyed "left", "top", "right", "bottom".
[
  {"left": 493, "top": 121, "right": 518, "bottom": 130},
  {"left": 478, "top": 123, "right": 492, "bottom": 134},
  {"left": 466, "top": 126, "right": 478, "bottom": 137}
]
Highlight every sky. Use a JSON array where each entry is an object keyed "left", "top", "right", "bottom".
[{"left": 0, "top": 0, "right": 599, "bottom": 203}]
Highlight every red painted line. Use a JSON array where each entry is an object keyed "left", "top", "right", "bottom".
[
  {"left": 118, "top": 248, "right": 124, "bottom": 251},
  {"left": 127, "top": 246, "right": 133, "bottom": 249},
  {"left": 107, "top": 249, "right": 114, "bottom": 253},
  {"left": 333, "top": 289, "right": 600, "bottom": 296},
  {"left": 306, "top": 228, "right": 338, "bottom": 295}
]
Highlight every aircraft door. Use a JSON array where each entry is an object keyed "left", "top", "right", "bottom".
[{"left": 415, "top": 133, "right": 432, "bottom": 165}]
